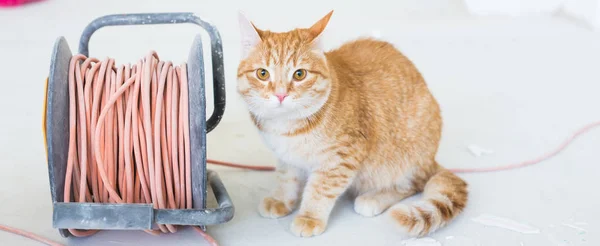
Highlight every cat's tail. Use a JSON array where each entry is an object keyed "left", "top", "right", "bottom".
[{"left": 389, "top": 166, "right": 468, "bottom": 236}]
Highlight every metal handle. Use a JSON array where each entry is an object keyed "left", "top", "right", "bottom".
[{"left": 77, "top": 12, "right": 226, "bottom": 132}]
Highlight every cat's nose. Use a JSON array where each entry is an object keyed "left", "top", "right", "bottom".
[{"left": 275, "top": 93, "right": 288, "bottom": 103}]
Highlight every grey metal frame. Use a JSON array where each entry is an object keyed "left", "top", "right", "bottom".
[{"left": 45, "top": 13, "right": 231, "bottom": 238}]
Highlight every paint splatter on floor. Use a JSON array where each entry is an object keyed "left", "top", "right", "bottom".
[
  {"left": 562, "top": 223, "right": 587, "bottom": 233},
  {"left": 471, "top": 214, "right": 540, "bottom": 234},
  {"left": 400, "top": 237, "right": 441, "bottom": 246},
  {"left": 546, "top": 233, "right": 568, "bottom": 246},
  {"left": 467, "top": 144, "right": 494, "bottom": 157},
  {"left": 444, "top": 235, "right": 482, "bottom": 246}
]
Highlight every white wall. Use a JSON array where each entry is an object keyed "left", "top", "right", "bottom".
[
  {"left": 464, "top": 0, "right": 600, "bottom": 29},
  {"left": 464, "top": 0, "right": 564, "bottom": 16},
  {"left": 562, "top": 0, "right": 600, "bottom": 29}
]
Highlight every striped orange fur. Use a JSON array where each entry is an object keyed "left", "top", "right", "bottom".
[{"left": 237, "top": 11, "right": 468, "bottom": 237}]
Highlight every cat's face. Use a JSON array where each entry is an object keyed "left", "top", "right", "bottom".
[{"left": 237, "top": 11, "right": 333, "bottom": 120}]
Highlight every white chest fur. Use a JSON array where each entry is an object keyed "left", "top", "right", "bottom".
[{"left": 258, "top": 119, "right": 325, "bottom": 169}]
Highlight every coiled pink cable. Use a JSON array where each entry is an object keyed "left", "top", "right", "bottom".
[
  {"left": 29, "top": 52, "right": 215, "bottom": 245},
  {"left": 62, "top": 53, "right": 189, "bottom": 236}
]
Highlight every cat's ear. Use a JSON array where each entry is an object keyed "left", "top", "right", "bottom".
[
  {"left": 308, "top": 10, "right": 333, "bottom": 49},
  {"left": 238, "top": 12, "right": 262, "bottom": 59}
]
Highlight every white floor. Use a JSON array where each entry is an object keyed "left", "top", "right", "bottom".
[{"left": 1, "top": 0, "right": 599, "bottom": 245}]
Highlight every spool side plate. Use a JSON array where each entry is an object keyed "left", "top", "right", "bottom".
[
  {"left": 46, "top": 36, "right": 73, "bottom": 238},
  {"left": 188, "top": 34, "right": 207, "bottom": 212}
]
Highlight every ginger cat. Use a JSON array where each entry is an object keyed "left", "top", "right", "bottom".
[{"left": 236, "top": 11, "right": 468, "bottom": 237}]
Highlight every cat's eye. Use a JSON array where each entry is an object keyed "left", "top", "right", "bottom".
[
  {"left": 256, "top": 68, "right": 270, "bottom": 81},
  {"left": 293, "top": 69, "right": 307, "bottom": 81}
]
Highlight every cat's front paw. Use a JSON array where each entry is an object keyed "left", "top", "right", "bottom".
[
  {"left": 290, "top": 216, "right": 326, "bottom": 237},
  {"left": 259, "top": 197, "right": 294, "bottom": 218}
]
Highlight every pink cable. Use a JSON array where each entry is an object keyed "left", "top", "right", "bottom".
[
  {"left": 449, "top": 121, "right": 600, "bottom": 173},
  {"left": 0, "top": 0, "right": 43, "bottom": 7},
  {"left": 0, "top": 224, "right": 64, "bottom": 246},
  {"left": 193, "top": 226, "right": 219, "bottom": 246}
]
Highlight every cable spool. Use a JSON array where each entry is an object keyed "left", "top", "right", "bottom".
[{"left": 43, "top": 13, "right": 232, "bottom": 241}]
